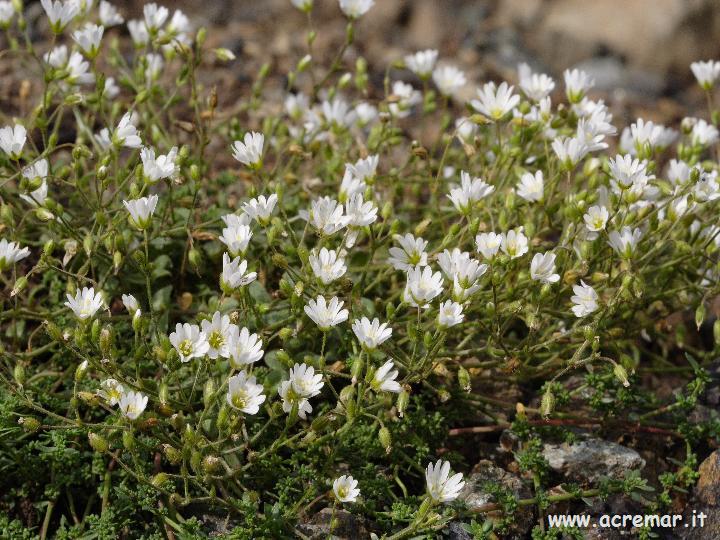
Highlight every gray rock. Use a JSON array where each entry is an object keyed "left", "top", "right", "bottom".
[
  {"left": 543, "top": 439, "right": 645, "bottom": 483},
  {"left": 459, "top": 460, "right": 534, "bottom": 539},
  {"left": 676, "top": 450, "right": 720, "bottom": 539},
  {"left": 297, "top": 507, "right": 369, "bottom": 540}
]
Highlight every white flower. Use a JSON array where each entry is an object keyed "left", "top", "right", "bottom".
[
  {"left": 227, "top": 371, "right": 266, "bottom": 414},
  {"left": 321, "top": 95, "right": 356, "bottom": 127},
  {"left": 0, "top": 124, "right": 26, "bottom": 158},
  {"left": 583, "top": 205, "right": 609, "bottom": 232},
  {"left": 220, "top": 253, "right": 256, "bottom": 291},
  {"left": 144, "top": 53, "right": 164, "bottom": 85},
  {"left": 470, "top": 82, "right": 520, "bottom": 121},
  {"left": 222, "top": 213, "right": 251, "bottom": 228},
  {"left": 388, "top": 81, "right": 421, "bottom": 118},
  {"left": 99, "top": 1, "right": 124, "bottom": 26},
  {"left": 0, "top": 239, "right": 30, "bottom": 271},
  {"left": 118, "top": 390, "right": 148, "bottom": 420},
  {"left": 333, "top": 475, "right": 360, "bottom": 503},
  {"left": 339, "top": 167, "right": 366, "bottom": 203},
  {"left": 694, "top": 171, "right": 720, "bottom": 202},
  {"left": 372, "top": 360, "right": 401, "bottom": 393},
  {"left": 571, "top": 280, "right": 599, "bottom": 317},
  {"left": 425, "top": 460, "right": 465, "bottom": 503},
  {"left": 518, "top": 63, "right": 555, "bottom": 101},
  {"left": 291, "top": 0, "right": 313, "bottom": 12},
  {"left": 123, "top": 195, "right": 158, "bottom": 229},
  {"left": 667, "top": 159, "right": 692, "bottom": 186},
  {"left": 41, "top": 0, "right": 79, "bottom": 32},
  {"left": 113, "top": 112, "right": 142, "bottom": 148},
  {"left": 552, "top": 136, "right": 587, "bottom": 169},
  {"left": 201, "top": 312, "right": 234, "bottom": 359},
  {"left": 20, "top": 159, "right": 49, "bottom": 206},
  {"left": 563, "top": 68, "right": 594, "bottom": 103},
  {"left": 608, "top": 226, "right": 642, "bottom": 258},
  {"left": 475, "top": 232, "right": 502, "bottom": 260},
  {"left": 290, "top": 363, "right": 324, "bottom": 397},
  {"left": 405, "top": 49, "right": 438, "bottom": 78},
  {"left": 447, "top": 171, "right": 494, "bottom": 214},
  {"left": 242, "top": 194, "right": 278, "bottom": 225},
  {"left": 388, "top": 233, "right": 428, "bottom": 271},
  {"left": 309, "top": 248, "right": 347, "bottom": 285},
  {"left": 501, "top": 229, "right": 528, "bottom": 259},
  {"left": 285, "top": 92, "right": 309, "bottom": 119},
  {"left": 691, "top": 60, "right": 720, "bottom": 90},
  {"left": 143, "top": 2, "right": 169, "bottom": 31},
  {"left": 127, "top": 19, "right": 149, "bottom": 46},
  {"left": 231, "top": 132, "right": 264, "bottom": 168},
  {"left": 338, "top": 0, "right": 374, "bottom": 18},
  {"left": 455, "top": 117, "right": 477, "bottom": 143},
  {"left": 630, "top": 118, "right": 666, "bottom": 150},
  {"left": 404, "top": 265, "right": 444, "bottom": 308},
  {"left": 302, "top": 197, "right": 351, "bottom": 236},
  {"left": 104, "top": 77, "right": 120, "bottom": 99},
  {"left": 437, "top": 248, "right": 471, "bottom": 281},
  {"left": 347, "top": 155, "right": 379, "bottom": 183},
  {"left": 227, "top": 327, "right": 264, "bottom": 368},
  {"left": 0, "top": 2, "right": 14, "bottom": 26},
  {"left": 140, "top": 146, "right": 178, "bottom": 183},
  {"left": 438, "top": 300, "right": 464, "bottom": 328},
  {"left": 278, "top": 380, "right": 313, "bottom": 419},
  {"left": 121, "top": 293, "right": 140, "bottom": 319},
  {"left": 345, "top": 194, "right": 377, "bottom": 227},
  {"left": 432, "top": 65, "right": 466, "bottom": 96},
  {"left": 169, "top": 323, "right": 209, "bottom": 363},
  {"left": 97, "top": 378, "right": 124, "bottom": 406},
  {"left": 72, "top": 23, "right": 104, "bottom": 57},
  {"left": 163, "top": 9, "right": 191, "bottom": 44},
  {"left": 352, "top": 317, "right": 392, "bottom": 349},
  {"left": 691, "top": 119, "right": 719, "bottom": 147},
  {"left": 219, "top": 224, "right": 253, "bottom": 256},
  {"left": 354, "top": 102, "right": 378, "bottom": 126},
  {"left": 304, "top": 295, "right": 348, "bottom": 330},
  {"left": 44, "top": 45, "right": 68, "bottom": 68},
  {"left": 530, "top": 252, "right": 559, "bottom": 284},
  {"left": 65, "top": 287, "right": 104, "bottom": 320},
  {"left": 608, "top": 154, "right": 653, "bottom": 189},
  {"left": 516, "top": 170, "right": 544, "bottom": 202},
  {"left": 66, "top": 51, "right": 94, "bottom": 86}
]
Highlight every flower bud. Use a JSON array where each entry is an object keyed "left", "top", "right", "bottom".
[
  {"left": 613, "top": 363, "right": 630, "bottom": 387},
  {"left": 202, "top": 455, "right": 222, "bottom": 474},
  {"left": 122, "top": 431, "right": 135, "bottom": 452},
  {"left": 350, "top": 356, "right": 364, "bottom": 382},
  {"left": 457, "top": 366, "right": 471, "bottom": 393},
  {"left": 396, "top": 390, "right": 409, "bottom": 417},
  {"left": 203, "top": 379, "right": 215, "bottom": 408},
  {"left": 540, "top": 387, "right": 555, "bottom": 418},
  {"left": 75, "top": 360, "right": 89, "bottom": 381},
  {"left": 45, "top": 321, "right": 64, "bottom": 341},
  {"left": 163, "top": 444, "right": 183, "bottom": 465},
  {"left": 88, "top": 432, "right": 109, "bottom": 453},
  {"left": 14, "top": 363, "right": 25, "bottom": 386},
  {"left": 18, "top": 417, "right": 40, "bottom": 432},
  {"left": 378, "top": 426, "right": 392, "bottom": 453},
  {"left": 695, "top": 303, "right": 706, "bottom": 331},
  {"left": 151, "top": 472, "right": 170, "bottom": 489}
]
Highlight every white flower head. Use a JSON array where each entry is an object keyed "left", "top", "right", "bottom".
[
  {"left": 338, "top": 0, "right": 374, "bottom": 19},
  {"left": 432, "top": 65, "right": 466, "bottom": 97},
  {"left": 143, "top": 2, "right": 169, "bottom": 32},
  {"left": 516, "top": 170, "right": 544, "bottom": 202},
  {"left": 691, "top": 60, "right": 720, "bottom": 90},
  {"left": 608, "top": 226, "right": 642, "bottom": 259},
  {"left": 388, "top": 81, "right": 421, "bottom": 118},
  {"left": 583, "top": 205, "right": 609, "bottom": 232},
  {"left": 455, "top": 117, "right": 477, "bottom": 143},
  {"left": 99, "top": 1, "right": 124, "bottom": 26},
  {"left": 304, "top": 295, "right": 349, "bottom": 330},
  {"left": 231, "top": 132, "right": 264, "bottom": 168},
  {"left": 65, "top": 287, "right": 104, "bottom": 320},
  {"left": 20, "top": 160, "right": 49, "bottom": 206},
  {"left": 608, "top": 154, "right": 653, "bottom": 189},
  {"left": 123, "top": 195, "right": 158, "bottom": 229},
  {"left": 404, "top": 265, "right": 444, "bottom": 308},
  {"left": 518, "top": 63, "right": 555, "bottom": 101},
  {"left": 118, "top": 390, "right": 148, "bottom": 420},
  {"left": 438, "top": 300, "right": 464, "bottom": 328},
  {"left": 140, "top": 146, "right": 178, "bottom": 183},
  {"left": 220, "top": 253, "right": 257, "bottom": 291},
  {"left": 242, "top": 194, "right": 278, "bottom": 226},
  {"left": 388, "top": 233, "right": 428, "bottom": 271},
  {"left": 219, "top": 224, "right": 253, "bottom": 257},
  {"left": 200, "top": 311, "right": 234, "bottom": 359},
  {"left": 169, "top": 323, "right": 209, "bottom": 363},
  {"left": 113, "top": 112, "right": 142, "bottom": 148},
  {"left": 475, "top": 232, "right": 503, "bottom": 260},
  {"left": 127, "top": 19, "right": 149, "bottom": 46},
  {"left": 104, "top": 77, "right": 120, "bottom": 99},
  {"left": 447, "top": 171, "right": 494, "bottom": 214},
  {"left": 345, "top": 194, "right": 378, "bottom": 228},
  {"left": 552, "top": 136, "right": 588, "bottom": 169},
  {"left": 571, "top": 280, "right": 599, "bottom": 318},
  {"left": 425, "top": 460, "right": 465, "bottom": 503},
  {"left": 470, "top": 81, "right": 520, "bottom": 121},
  {"left": 227, "top": 326, "right": 264, "bottom": 368},
  {"left": 354, "top": 102, "right": 378, "bottom": 126},
  {"left": 145, "top": 53, "right": 164, "bottom": 85},
  {"left": 563, "top": 68, "right": 594, "bottom": 103},
  {"left": 333, "top": 475, "right": 360, "bottom": 503},
  {"left": 694, "top": 171, "right": 720, "bottom": 202},
  {"left": 121, "top": 293, "right": 141, "bottom": 319},
  {"left": 352, "top": 317, "right": 392, "bottom": 350},
  {"left": 302, "top": 197, "right": 351, "bottom": 236},
  {"left": 0, "top": 124, "right": 26, "bottom": 158},
  {"left": 66, "top": 51, "right": 94, "bottom": 86},
  {"left": 501, "top": 229, "right": 529, "bottom": 259},
  {"left": 405, "top": 49, "right": 438, "bottom": 78},
  {"left": 227, "top": 371, "right": 266, "bottom": 414},
  {"left": 530, "top": 252, "right": 560, "bottom": 284},
  {"left": 41, "top": 0, "right": 79, "bottom": 32},
  {"left": 97, "top": 378, "right": 124, "bottom": 406},
  {"left": 309, "top": 247, "right": 347, "bottom": 285},
  {"left": 691, "top": 119, "right": 719, "bottom": 147},
  {"left": 291, "top": 0, "right": 314, "bottom": 12},
  {"left": 72, "top": 23, "right": 104, "bottom": 57},
  {"left": 0, "top": 2, "right": 14, "bottom": 26},
  {"left": 290, "top": 363, "right": 324, "bottom": 398},
  {"left": 372, "top": 359, "right": 401, "bottom": 393}
]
